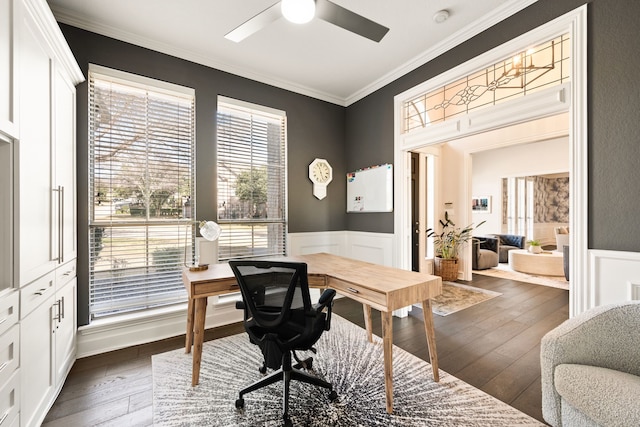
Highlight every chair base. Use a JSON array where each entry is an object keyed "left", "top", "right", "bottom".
[{"left": 235, "top": 352, "right": 337, "bottom": 425}]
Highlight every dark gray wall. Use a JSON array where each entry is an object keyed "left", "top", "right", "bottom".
[
  {"left": 346, "top": 0, "right": 640, "bottom": 251},
  {"left": 63, "top": 0, "right": 640, "bottom": 324},
  {"left": 60, "top": 24, "right": 347, "bottom": 325}
]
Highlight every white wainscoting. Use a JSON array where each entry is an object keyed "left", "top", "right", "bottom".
[
  {"left": 77, "top": 231, "right": 394, "bottom": 358},
  {"left": 588, "top": 249, "right": 640, "bottom": 308},
  {"left": 288, "top": 230, "right": 394, "bottom": 266}
]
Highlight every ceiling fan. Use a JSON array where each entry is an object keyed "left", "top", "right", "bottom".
[{"left": 224, "top": 0, "right": 389, "bottom": 43}]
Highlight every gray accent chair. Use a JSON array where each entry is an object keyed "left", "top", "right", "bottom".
[
  {"left": 489, "top": 234, "right": 526, "bottom": 263},
  {"left": 472, "top": 237, "right": 499, "bottom": 270},
  {"left": 540, "top": 301, "right": 640, "bottom": 427}
]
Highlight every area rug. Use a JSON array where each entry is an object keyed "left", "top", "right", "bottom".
[
  {"left": 431, "top": 282, "right": 502, "bottom": 316},
  {"left": 474, "top": 264, "right": 569, "bottom": 291},
  {"left": 152, "top": 315, "right": 542, "bottom": 426}
]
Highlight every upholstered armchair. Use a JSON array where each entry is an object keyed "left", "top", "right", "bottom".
[
  {"left": 540, "top": 301, "right": 640, "bottom": 427},
  {"left": 489, "top": 234, "right": 525, "bottom": 263},
  {"left": 472, "top": 236, "right": 499, "bottom": 270}
]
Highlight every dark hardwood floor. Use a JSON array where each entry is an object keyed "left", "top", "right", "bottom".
[{"left": 43, "top": 274, "right": 568, "bottom": 426}]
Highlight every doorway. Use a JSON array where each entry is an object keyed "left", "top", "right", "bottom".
[{"left": 393, "top": 7, "right": 587, "bottom": 317}]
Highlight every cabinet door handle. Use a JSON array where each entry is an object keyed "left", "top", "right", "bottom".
[
  {"left": 61, "top": 296, "right": 65, "bottom": 320},
  {"left": 60, "top": 185, "right": 64, "bottom": 263},
  {"left": 54, "top": 299, "right": 62, "bottom": 323},
  {"left": 53, "top": 186, "right": 64, "bottom": 263},
  {"left": 346, "top": 287, "right": 360, "bottom": 294},
  {"left": 35, "top": 288, "right": 49, "bottom": 296}
]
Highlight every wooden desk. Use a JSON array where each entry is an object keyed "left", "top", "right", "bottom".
[{"left": 182, "top": 252, "right": 442, "bottom": 414}]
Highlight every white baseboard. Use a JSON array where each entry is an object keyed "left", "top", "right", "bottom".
[{"left": 76, "top": 298, "right": 243, "bottom": 358}]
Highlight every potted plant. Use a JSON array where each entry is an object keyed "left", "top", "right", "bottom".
[
  {"left": 527, "top": 239, "right": 542, "bottom": 254},
  {"left": 427, "top": 211, "right": 485, "bottom": 281}
]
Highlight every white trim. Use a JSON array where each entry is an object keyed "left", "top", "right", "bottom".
[
  {"left": 89, "top": 63, "right": 195, "bottom": 97},
  {"left": 76, "top": 298, "right": 243, "bottom": 358},
  {"left": 394, "top": 6, "right": 588, "bottom": 317},
  {"left": 588, "top": 249, "right": 640, "bottom": 307},
  {"left": 50, "top": 1, "right": 538, "bottom": 106},
  {"left": 24, "top": 0, "right": 84, "bottom": 84},
  {"left": 345, "top": 0, "right": 541, "bottom": 105}
]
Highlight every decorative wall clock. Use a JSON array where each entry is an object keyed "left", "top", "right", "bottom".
[{"left": 308, "top": 158, "right": 333, "bottom": 200}]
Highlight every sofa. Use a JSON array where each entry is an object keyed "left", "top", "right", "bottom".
[
  {"left": 472, "top": 236, "right": 499, "bottom": 270},
  {"left": 489, "top": 234, "right": 525, "bottom": 263},
  {"left": 540, "top": 301, "right": 640, "bottom": 427}
]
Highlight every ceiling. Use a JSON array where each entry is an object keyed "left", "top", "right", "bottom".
[{"left": 48, "top": 0, "right": 538, "bottom": 106}]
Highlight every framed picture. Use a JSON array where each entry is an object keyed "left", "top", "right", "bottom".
[{"left": 472, "top": 195, "right": 491, "bottom": 213}]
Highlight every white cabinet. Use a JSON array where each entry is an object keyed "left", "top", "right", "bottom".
[
  {"left": 16, "top": 0, "right": 55, "bottom": 287},
  {"left": 3, "top": 0, "right": 83, "bottom": 426},
  {"left": 0, "top": 0, "right": 18, "bottom": 138},
  {"left": 19, "top": 271, "right": 75, "bottom": 427},
  {"left": 54, "top": 277, "right": 76, "bottom": 385},
  {"left": 53, "top": 70, "right": 77, "bottom": 265}
]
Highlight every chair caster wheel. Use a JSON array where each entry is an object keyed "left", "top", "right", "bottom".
[
  {"left": 259, "top": 365, "right": 267, "bottom": 374},
  {"left": 284, "top": 417, "right": 293, "bottom": 427},
  {"left": 305, "top": 358, "right": 313, "bottom": 370},
  {"left": 329, "top": 390, "right": 338, "bottom": 401},
  {"left": 235, "top": 398, "right": 244, "bottom": 409}
]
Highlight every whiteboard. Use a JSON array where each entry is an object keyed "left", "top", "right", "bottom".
[{"left": 346, "top": 164, "right": 393, "bottom": 213}]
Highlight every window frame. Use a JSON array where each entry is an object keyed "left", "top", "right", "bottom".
[
  {"left": 216, "top": 96, "right": 288, "bottom": 261},
  {"left": 87, "top": 64, "right": 196, "bottom": 319}
]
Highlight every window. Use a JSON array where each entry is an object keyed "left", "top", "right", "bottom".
[
  {"left": 216, "top": 97, "right": 287, "bottom": 260},
  {"left": 88, "top": 65, "right": 195, "bottom": 318},
  {"left": 403, "top": 33, "right": 571, "bottom": 133}
]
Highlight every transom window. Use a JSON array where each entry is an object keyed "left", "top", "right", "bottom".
[
  {"left": 403, "top": 33, "right": 571, "bottom": 133},
  {"left": 88, "top": 65, "right": 195, "bottom": 318},
  {"left": 216, "top": 97, "right": 287, "bottom": 260}
]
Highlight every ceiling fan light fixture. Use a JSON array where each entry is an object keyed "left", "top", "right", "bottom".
[{"left": 281, "top": 0, "right": 316, "bottom": 24}]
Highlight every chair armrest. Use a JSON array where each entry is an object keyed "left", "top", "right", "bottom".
[
  {"left": 312, "top": 289, "right": 336, "bottom": 330},
  {"left": 540, "top": 302, "right": 640, "bottom": 425}
]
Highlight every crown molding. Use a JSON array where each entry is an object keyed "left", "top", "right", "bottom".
[
  {"left": 49, "top": 4, "right": 346, "bottom": 105},
  {"left": 50, "top": 0, "right": 539, "bottom": 107},
  {"left": 345, "top": 0, "right": 540, "bottom": 105}
]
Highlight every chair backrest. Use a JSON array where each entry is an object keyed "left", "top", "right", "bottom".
[{"left": 229, "top": 260, "right": 312, "bottom": 331}]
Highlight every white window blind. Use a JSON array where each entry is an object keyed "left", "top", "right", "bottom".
[
  {"left": 217, "top": 97, "right": 287, "bottom": 260},
  {"left": 88, "top": 65, "right": 195, "bottom": 318}
]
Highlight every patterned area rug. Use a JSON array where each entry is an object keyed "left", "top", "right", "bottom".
[
  {"left": 431, "top": 282, "right": 502, "bottom": 316},
  {"left": 474, "top": 263, "right": 569, "bottom": 291},
  {"left": 152, "top": 315, "right": 542, "bottom": 426}
]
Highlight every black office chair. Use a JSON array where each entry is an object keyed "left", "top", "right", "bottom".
[{"left": 229, "top": 260, "right": 338, "bottom": 426}]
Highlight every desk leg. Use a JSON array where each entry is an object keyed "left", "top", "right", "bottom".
[
  {"left": 363, "top": 304, "right": 373, "bottom": 342},
  {"left": 381, "top": 310, "right": 394, "bottom": 413},
  {"left": 185, "top": 297, "right": 195, "bottom": 353},
  {"left": 421, "top": 299, "right": 440, "bottom": 382},
  {"left": 192, "top": 297, "right": 207, "bottom": 386}
]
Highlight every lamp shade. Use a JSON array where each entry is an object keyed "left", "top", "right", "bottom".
[
  {"left": 281, "top": 0, "right": 315, "bottom": 24},
  {"left": 199, "top": 221, "right": 221, "bottom": 241}
]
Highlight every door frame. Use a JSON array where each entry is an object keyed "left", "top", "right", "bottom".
[{"left": 393, "top": 6, "right": 587, "bottom": 317}]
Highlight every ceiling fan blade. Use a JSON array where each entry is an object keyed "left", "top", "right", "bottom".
[
  {"left": 315, "top": 0, "right": 389, "bottom": 42},
  {"left": 224, "top": 2, "right": 283, "bottom": 43}
]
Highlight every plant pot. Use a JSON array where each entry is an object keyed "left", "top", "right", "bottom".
[
  {"left": 434, "top": 257, "right": 458, "bottom": 281},
  {"left": 529, "top": 245, "right": 542, "bottom": 254}
]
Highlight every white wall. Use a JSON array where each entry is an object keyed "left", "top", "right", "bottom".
[{"left": 470, "top": 137, "right": 570, "bottom": 235}]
